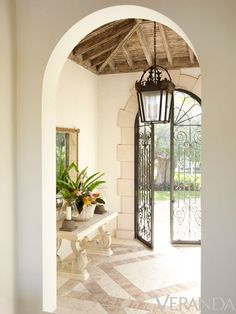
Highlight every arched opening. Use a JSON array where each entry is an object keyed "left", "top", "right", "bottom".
[{"left": 41, "top": 5, "right": 201, "bottom": 312}]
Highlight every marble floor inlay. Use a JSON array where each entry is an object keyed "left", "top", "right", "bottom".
[{"left": 57, "top": 239, "right": 200, "bottom": 313}]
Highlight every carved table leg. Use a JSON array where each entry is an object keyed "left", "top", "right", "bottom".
[
  {"left": 71, "top": 240, "right": 89, "bottom": 280},
  {"left": 81, "top": 224, "right": 113, "bottom": 256},
  {"left": 57, "top": 240, "right": 89, "bottom": 281}
]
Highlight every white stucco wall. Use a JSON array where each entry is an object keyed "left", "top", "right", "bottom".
[
  {"left": 97, "top": 73, "right": 140, "bottom": 218},
  {"left": 12, "top": 1, "right": 236, "bottom": 314},
  {"left": 0, "top": 1, "right": 15, "bottom": 314},
  {"left": 56, "top": 59, "right": 98, "bottom": 172}
]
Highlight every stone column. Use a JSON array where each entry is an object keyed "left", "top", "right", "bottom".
[{"left": 116, "top": 91, "right": 137, "bottom": 239}]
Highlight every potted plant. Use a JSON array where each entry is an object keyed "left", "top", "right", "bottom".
[{"left": 56, "top": 162, "right": 106, "bottom": 221}]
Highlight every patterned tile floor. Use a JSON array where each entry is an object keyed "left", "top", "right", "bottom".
[{"left": 57, "top": 239, "right": 200, "bottom": 313}]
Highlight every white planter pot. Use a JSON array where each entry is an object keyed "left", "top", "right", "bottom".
[{"left": 73, "top": 204, "right": 96, "bottom": 221}]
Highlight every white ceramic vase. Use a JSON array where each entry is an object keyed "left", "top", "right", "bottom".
[{"left": 73, "top": 204, "right": 96, "bottom": 221}]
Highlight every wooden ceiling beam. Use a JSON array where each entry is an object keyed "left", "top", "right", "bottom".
[
  {"left": 74, "top": 20, "right": 134, "bottom": 55},
  {"left": 83, "top": 44, "right": 117, "bottom": 61},
  {"left": 101, "top": 57, "right": 199, "bottom": 74},
  {"left": 79, "top": 20, "right": 121, "bottom": 43},
  {"left": 122, "top": 45, "right": 134, "bottom": 69},
  {"left": 158, "top": 23, "right": 173, "bottom": 65},
  {"left": 136, "top": 25, "right": 153, "bottom": 67},
  {"left": 109, "top": 60, "right": 116, "bottom": 71},
  {"left": 188, "top": 46, "right": 195, "bottom": 64},
  {"left": 69, "top": 18, "right": 200, "bottom": 75},
  {"left": 98, "top": 19, "right": 142, "bottom": 73},
  {"left": 90, "top": 51, "right": 111, "bottom": 67},
  {"left": 69, "top": 52, "right": 91, "bottom": 67}
]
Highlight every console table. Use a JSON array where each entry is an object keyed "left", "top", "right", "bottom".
[{"left": 57, "top": 211, "right": 117, "bottom": 280}]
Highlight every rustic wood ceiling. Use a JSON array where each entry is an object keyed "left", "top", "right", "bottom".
[{"left": 69, "top": 19, "right": 199, "bottom": 75}]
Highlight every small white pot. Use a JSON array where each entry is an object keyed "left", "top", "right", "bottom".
[{"left": 73, "top": 204, "right": 96, "bottom": 221}]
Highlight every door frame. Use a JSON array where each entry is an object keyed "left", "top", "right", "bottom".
[{"left": 135, "top": 88, "right": 201, "bottom": 248}]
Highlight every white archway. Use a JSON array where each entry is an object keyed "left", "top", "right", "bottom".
[{"left": 41, "top": 5, "right": 200, "bottom": 312}]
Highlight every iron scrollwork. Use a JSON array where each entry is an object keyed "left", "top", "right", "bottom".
[
  {"left": 171, "top": 90, "right": 201, "bottom": 243},
  {"left": 135, "top": 120, "right": 154, "bottom": 247}
]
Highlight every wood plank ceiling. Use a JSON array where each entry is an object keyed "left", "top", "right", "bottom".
[{"left": 69, "top": 19, "right": 199, "bottom": 75}]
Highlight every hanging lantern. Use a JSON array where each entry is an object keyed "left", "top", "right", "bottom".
[
  {"left": 135, "top": 23, "right": 175, "bottom": 123},
  {"left": 135, "top": 65, "right": 175, "bottom": 123}
]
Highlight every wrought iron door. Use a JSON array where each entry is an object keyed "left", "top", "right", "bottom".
[
  {"left": 135, "top": 116, "right": 155, "bottom": 248},
  {"left": 170, "top": 90, "right": 201, "bottom": 244}
]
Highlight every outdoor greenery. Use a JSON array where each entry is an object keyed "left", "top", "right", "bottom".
[
  {"left": 56, "top": 132, "right": 69, "bottom": 179},
  {"left": 174, "top": 173, "right": 201, "bottom": 191},
  {"left": 154, "top": 123, "right": 201, "bottom": 164},
  {"left": 141, "top": 92, "right": 202, "bottom": 203},
  {"left": 154, "top": 190, "right": 201, "bottom": 201},
  {"left": 154, "top": 123, "right": 170, "bottom": 158},
  {"left": 154, "top": 172, "right": 201, "bottom": 201}
]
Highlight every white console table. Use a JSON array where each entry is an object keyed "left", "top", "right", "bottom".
[{"left": 57, "top": 211, "right": 117, "bottom": 280}]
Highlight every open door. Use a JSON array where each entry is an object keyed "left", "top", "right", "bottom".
[
  {"left": 135, "top": 116, "right": 155, "bottom": 248},
  {"left": 170, "top": 90, "right": 201, "bottom": 244}
]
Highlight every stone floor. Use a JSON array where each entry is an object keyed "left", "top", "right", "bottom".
[{"left": 57, "top": 238, "right": 200, "bottom": 313}]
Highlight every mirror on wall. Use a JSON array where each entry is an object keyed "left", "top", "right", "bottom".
[{"left": 56, "top": 127, "right": 80, "bottom": 177}]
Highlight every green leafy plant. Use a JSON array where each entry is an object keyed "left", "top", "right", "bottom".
[
  {"left": 56, "top": 162, "right": 106, "bottom": 213},
  {"left": 174, "top": 173, "right": 201, "bottom": 191},
  {"left": 56, "top": 160, "right": 69, "bottom": 194}
]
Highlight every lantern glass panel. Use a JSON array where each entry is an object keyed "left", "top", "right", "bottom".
[
  {"left": 166, "top": 92, "right": 172, "bottom": 121},
  {"left": 160, "top": 91, "right": 166, "bottom": 121},
  {"left": 143, "top": 90, "right": 161, "bottom": 121}
]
